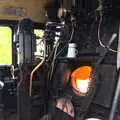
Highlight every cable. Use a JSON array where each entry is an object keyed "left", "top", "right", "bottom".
[
  {"left": 47, "top": 47, "right": 55, "bottom": 62},
  {"left": 97, "top": 1, "right": 119, "bottom": 53},
  {"left": 56, "top": 24, "right": 75, "bottom": 57},
  {"left": 29, "top": 38, "right": 46, "bottom": 96},
  {"left": 49, "top": 26, "right": 74, "bottom": 78},
  {"left": 68, "top": 24, "right": 75, "bottom": 43},
  {"left": 49, "top": 42, "right": 59, "bottom": 82}
]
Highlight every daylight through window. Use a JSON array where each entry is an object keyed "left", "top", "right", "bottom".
[{"left": 0, "top": 26, "right": 12, "bottom": 65}]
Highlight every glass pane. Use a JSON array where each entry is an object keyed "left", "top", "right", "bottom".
[
  {"left": 0, "top": 27, "right": 12, "bottom": 65},
  {"left": 34, "top": 29, "right": 44, "bottom": 39},
  {"left": 34, "top": 29, "right": 44, "bottom": 58}
]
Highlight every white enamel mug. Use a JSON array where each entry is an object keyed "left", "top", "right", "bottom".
[{"left": 67, "top": 43, "right": 78, "bottom": 58}]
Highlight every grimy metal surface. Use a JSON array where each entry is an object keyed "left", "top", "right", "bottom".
[{"left": 0, "top": 0, "right": 50, "bottom": 23}]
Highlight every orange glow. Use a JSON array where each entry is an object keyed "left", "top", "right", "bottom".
[
  {"left": 75, "top": 79, "right": 90, "bottom": 94},
  {"left": 71, "top": 66, "right": 92, "bottom": 80},
  {"left": 71, "top": 66, "right": 92, "bottom": 94}
]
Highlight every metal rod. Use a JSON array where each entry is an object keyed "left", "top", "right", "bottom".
[
  {"left": 109, "top": 72, "right": 120, "bottom": 120},
  {"left": 109, "top": 24, "right": 120, "bottom": 120}
]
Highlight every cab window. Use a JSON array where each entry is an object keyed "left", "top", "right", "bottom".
[
  {"left": 34, "top": 29, "right": 44, "bottom": 39},
  {"left": 34, "top": 29, "right": 44, "bottom": 57},
  {"left": 0, "top": 26, "right": 12, "bottom": 65}
]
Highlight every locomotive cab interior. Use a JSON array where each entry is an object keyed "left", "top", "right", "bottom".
[{"left": 0, "top": 0, "right": 120, "bottom": 120}]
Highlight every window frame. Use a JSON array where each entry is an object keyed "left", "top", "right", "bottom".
[{"left": 0, "top": 20, "right": 45, "bottom": 66}]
